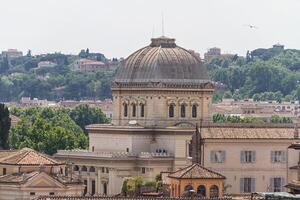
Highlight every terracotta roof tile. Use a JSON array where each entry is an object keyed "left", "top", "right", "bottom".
[
  {"left": 168, "top": 163, "right": 225, "bottom": 179},
  {"left": 201, "top": 127, "right": 296, "bottom": 139},
  {"left": 0, "top": 148, "right": 64, "bottom": 166},
  {"left": 0, "top": 172, "right": 82, "bottom": 185},
  {"left": 0, "top": 171, "right": 38, "bottom": 184}
]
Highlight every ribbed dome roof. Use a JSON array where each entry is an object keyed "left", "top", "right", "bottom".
[{"left": 114, "top": 37, "right": 210, "bottom": 85}]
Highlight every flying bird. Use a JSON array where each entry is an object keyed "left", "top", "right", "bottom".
[{"left": 244, "top": 24, "right": 259, "bottom": 29}]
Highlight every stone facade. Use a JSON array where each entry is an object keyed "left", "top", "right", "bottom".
[
  {"left": 112, "top": 85, "right": 213, "bottom": 127},
  {"left": 53, "top": 36, "right": 300, "bottom": 197}
]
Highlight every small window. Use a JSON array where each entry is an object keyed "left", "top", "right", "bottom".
[
  {"left": 124, "top": 104, "right": 128, "bottom": 117},
  {"left": 240, "top": 177, "right": 255, "bottom": 193},
  {"left": 81, "top": 166, "right": 87, "bottom": 172},
  {"left": 141, "top": 167, "right": 146, "bottom": 174},
  {"left": 92, "top": 146, "right": 95, "bottom": 152},
  {"left": 3, "top": 168, "right": 6, "bottom": 175},
  {"left": 140, "top": 104, "right": 145, "bottom": 117},
  {"left": 49, "top": 192, "right": 55, "bottom": 195},
  {"left": 102, "top": 167, "right": 105, "bottom": 173},
  {"left": 210, "top": 150, "right": 226, "bottom": 163},
  {"left": 73, "top": 165, "right": 79, "bottom": 171},
  {"left": 30, "top": 192, "right": 35, "bottom": 196},
  {"left": 89, "top": 166, "right": 96, "bottom": 172},
  {"left": 180, "top": 105, "right": 186, "bottom": 118},
  {"left": 132, "top": 104, "right": 136, "bottom": 117},
  {"left": 192, "top": 105, "right": 197, "bottom": 118},
  {"left": 106, "top": 168, "right": 109, "bottom": 173},
  {"left": 270, "top": 177, "right": 285, "bottom": 192},
  {"left": 271, "top": 151, "right": 286, "bottom": 163},
  {"left": 126, "top": 148, "right": 129, "bottom": 152},
  {"left": 169, "top": 104, "right": 174, "bottom": 118},
  {"left": 241, "top": 151, "right": 256, "bottom": 163}
]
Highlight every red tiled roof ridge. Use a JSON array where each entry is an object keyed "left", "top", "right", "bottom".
[
  {"left": 178, "top": 163, "right": 198, "bottom": 178},
  {"left": 168, "top": 163, "right": 225, "bottom": 179},
  {"left": 0, "top": 148, "right": 64, "bottom": 165}
]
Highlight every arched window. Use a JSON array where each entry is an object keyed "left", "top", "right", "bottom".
[
  {"left": 81, "top": 166, "right": 87, "bottom": 172},
  {"left": 73, "top": 165, "right": 79, "bottom": 171},
  {"left": 192, "top": 105, "right": 197, "bottom": 118},
  {"left": 169, "top": 104, "right": 174, "bottom": 118},
  {"left": 124, "top": 104, "right": 128, "bottom": 117},
  {"left": 140, "top": 104, "right": 145, "bottom": 117},
  {"left": 184, "top": 185, "right": 193, "bottom": 192},
  {"left": 209, "top": 185, "right": 219, "bottom": 198},
  {"left": 132, "top": 104, "right": 136, "bottom": 117},
  {"left": 181, "top": 105, "right": 186, "bottom": 118},
  {"left": 103, "top": 182, "right": 108, "bottom": 195},
  {"left": 197, "top": 185, "right": 206, "bottom": 197},
  {"left": 89, "top": 166, "right": 96, "bottom": 172}
]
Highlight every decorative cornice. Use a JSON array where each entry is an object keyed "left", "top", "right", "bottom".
[{"left": 111, "top": 81, "right": 214, "bottom": 90}]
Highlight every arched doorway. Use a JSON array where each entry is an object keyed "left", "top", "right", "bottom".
[
  {"left": 209, "top": 185, "right": 219, "bottom": 198},
  {"left": 197, "top": 185, "right": 206, "bottom": 197}
]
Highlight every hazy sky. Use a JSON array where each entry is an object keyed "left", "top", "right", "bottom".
[{"left": 0, "top": 0, "right": 299, "bottom": 58}]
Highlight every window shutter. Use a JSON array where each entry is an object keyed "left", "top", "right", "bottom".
[
  {"left": 251, "top": 178, "right": 256, "bottom": 192},
  {"left": 281, "top": 151, "right": 286, "bottom": 163},
  {"left": 240, "top": 178, "right": 244, "bottom": 193},
  {"left": 270, "top": 177, "right": 274, "bottom": 192},
  {"left": 221, "top": 151, "right": 226, "bottom": 163},
  {"left": 210, "top": 151, "right": 215, "bottom": 163},
  {"left": 281, "top": 178, "right": 285, "bottom": 192},
  {"left": 252, "top": 151, "right": 256, "bottom": 163},
  {"left": 241, "top": 151, "right": 245, "bottom": 163},
  {"left": 271, "top": 151, "right": 275, "bottom": 163}
]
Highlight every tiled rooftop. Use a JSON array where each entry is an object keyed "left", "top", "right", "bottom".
[
  {"left": 0, "top": 148, "right": 64, "bottom": 166},
  {"left": 55, "top": 150, "right": 173, "bottom": 159},
  {"left": 201, "top": 127, "right": 297, "bottom": 139},
  {"left": 0, "top": 171, "right": 81, "bottom": 185},
  {"left": 0, "top": 171, "right": 39, "bottom": 184},
  {"left": 168, "top": 163, "right": 225, "bottom": 179}
]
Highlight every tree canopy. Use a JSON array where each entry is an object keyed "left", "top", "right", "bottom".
[
  {"left": 207, "top": 46, "right": 300, "bottom": 102},
  {"left": 0, "top": 104, "right": 11, "bottom": 149},
  {"left": 0, "top": 52, "right": 114, "bottom": 102},
  {"left": 69, "top": 104, "right": 110, "bottom": 133},
  {"left": 9, "top": 107, "right": 88, "bottom": 155}
]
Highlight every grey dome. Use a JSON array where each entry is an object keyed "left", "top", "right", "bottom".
[{"left": 114, "top": 37, "right": 211, "bottom": 86}]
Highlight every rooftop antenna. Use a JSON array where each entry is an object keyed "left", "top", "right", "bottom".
[
  {"left": 161, "top": 12, "right": 165, "bottom": 36},
  {"left": 152, "top": 25, "right": 155, "bottom": 38}
]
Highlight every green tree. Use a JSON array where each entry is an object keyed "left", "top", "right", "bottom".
[
  {"left": 0, "top": 55, "right": 10, "bottom": 73},
  {"left": 69, "top": 104, "right": 109, "bottom": 133},
  {"left": 9, "top": 107, "right": 87, "bottom": 155},
  {"left": 0, "top": 104, "right": 11, "bottom": 149}
]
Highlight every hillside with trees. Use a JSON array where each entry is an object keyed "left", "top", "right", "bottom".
[
  {"left": 1, "top": 45, "right": 300, "bottom": 103},
  {"left": 207, "top": 45, "right": 300, "bottom": 102},
  {"left": 0, "top": 49, "right": 116, "bottom": 102}
]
